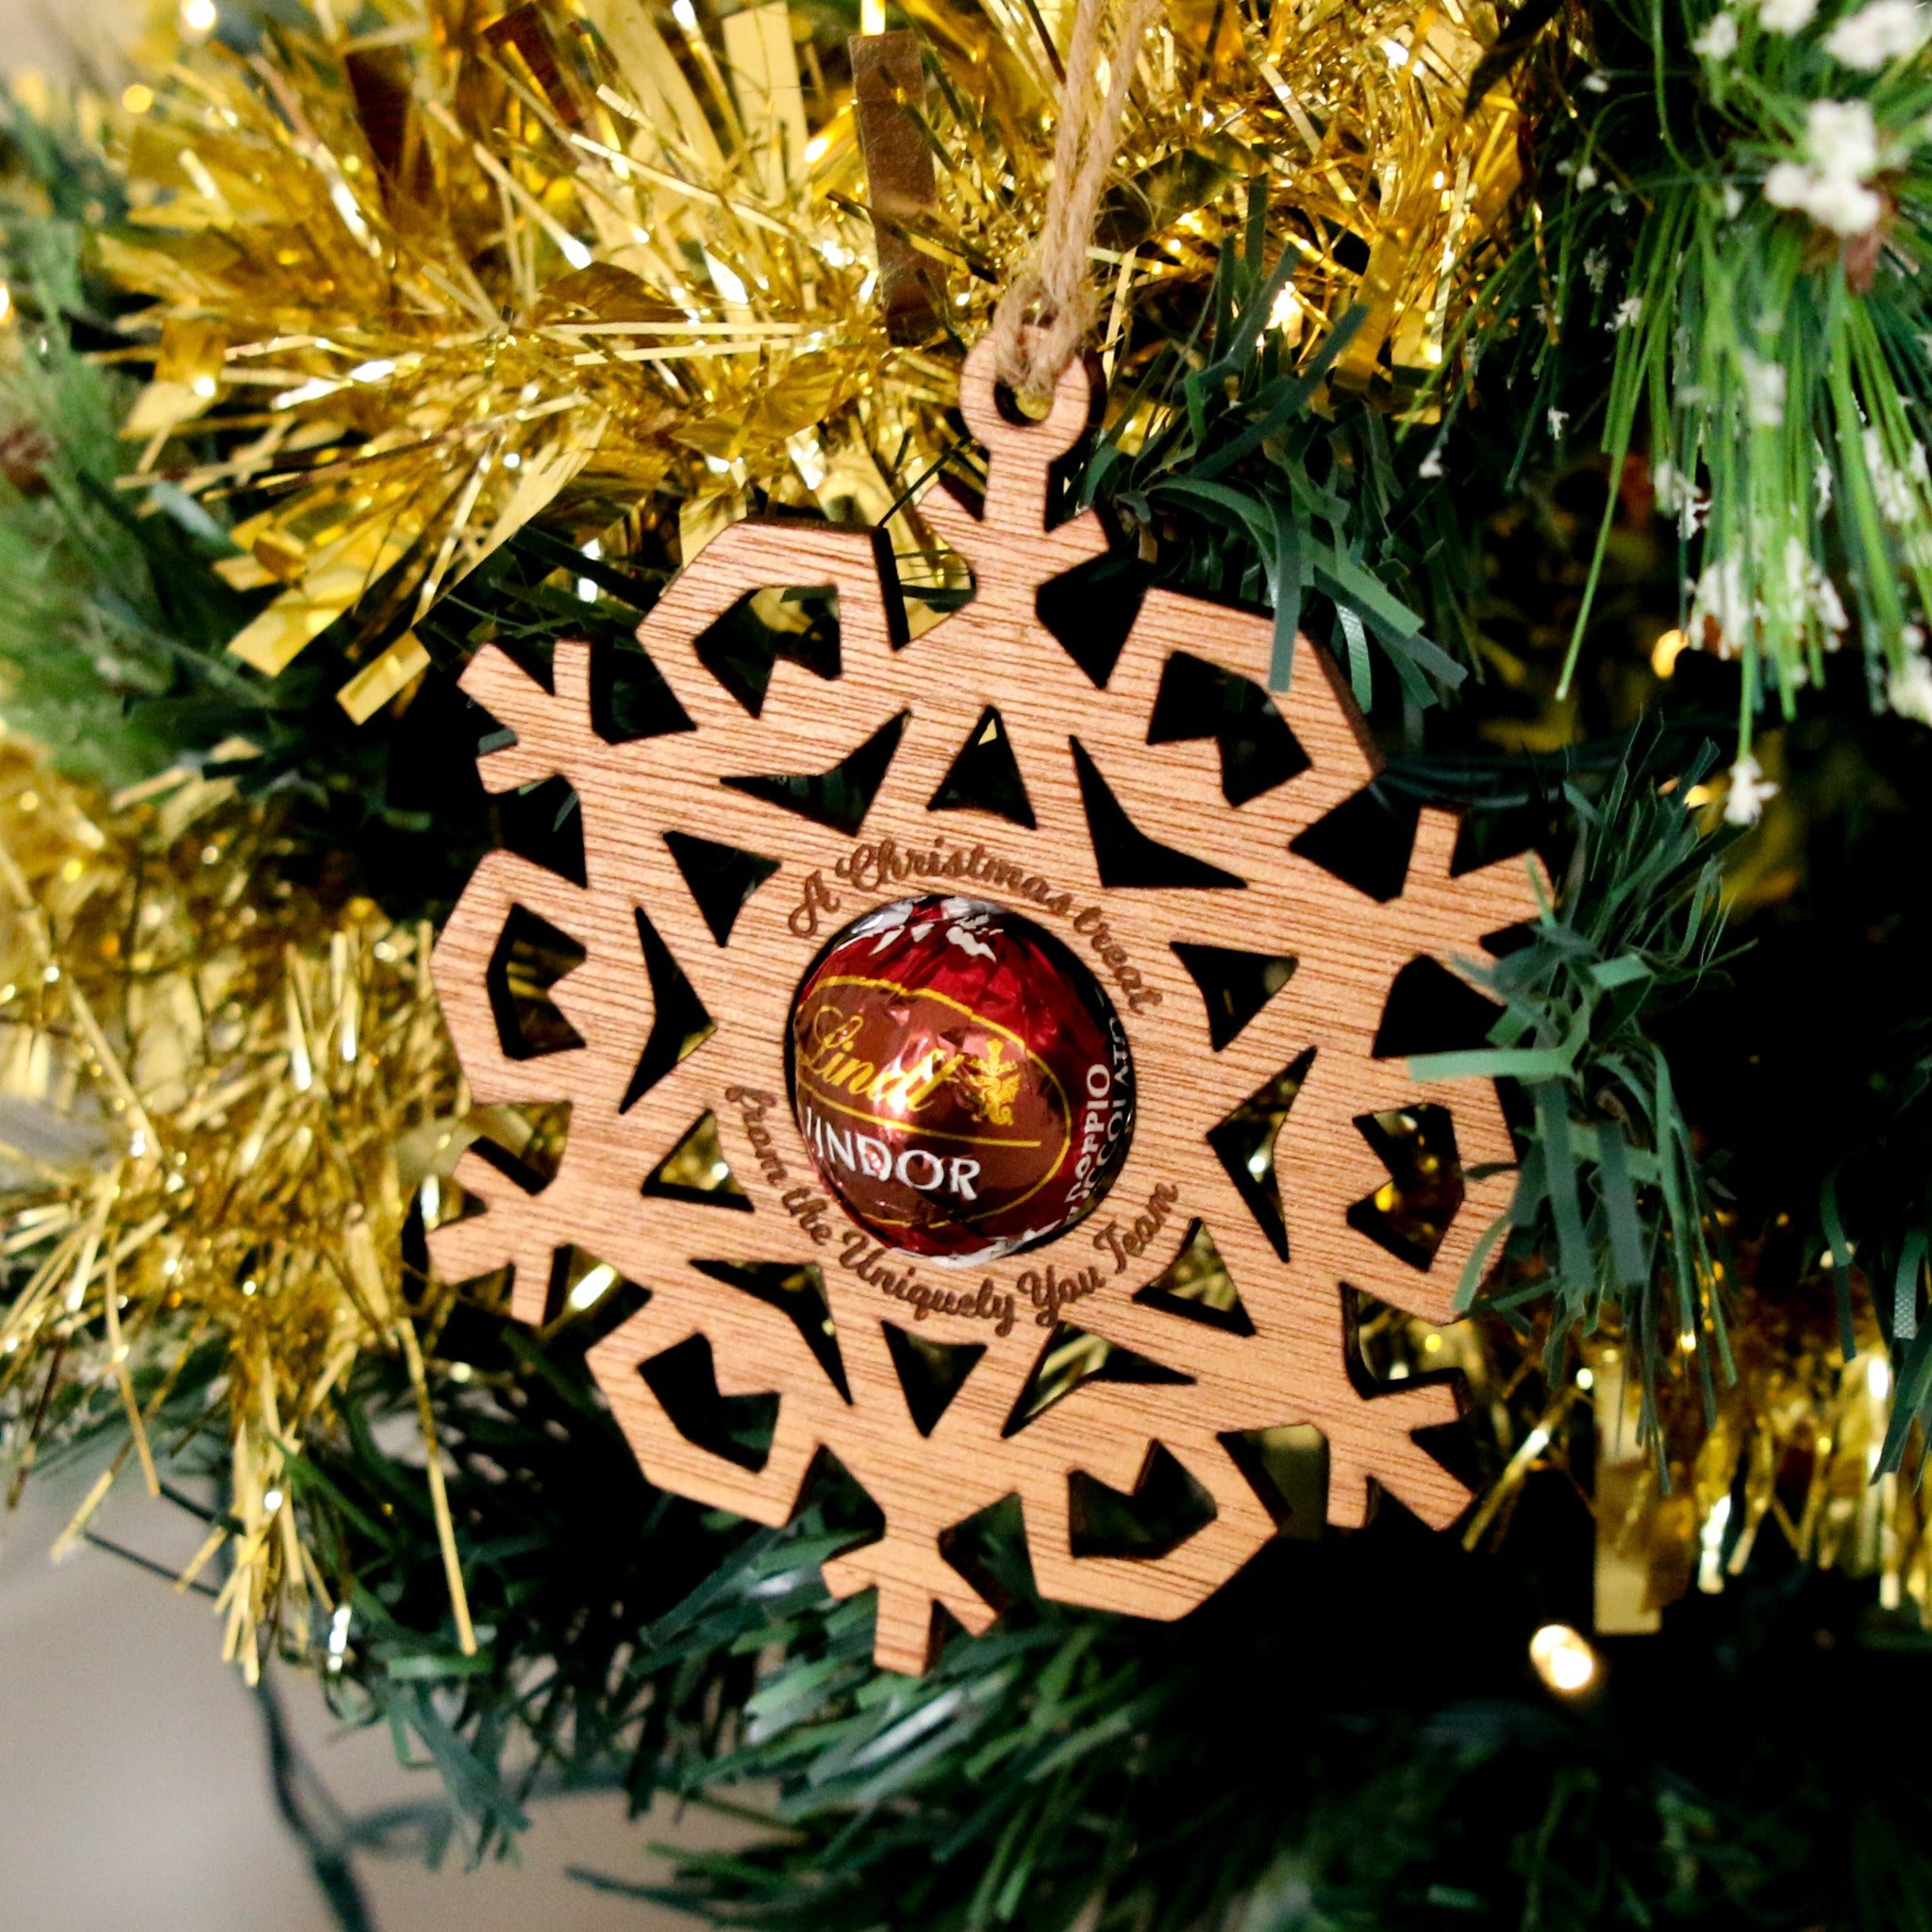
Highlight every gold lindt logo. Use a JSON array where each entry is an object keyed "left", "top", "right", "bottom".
[
  {"left": 798, "top": 1007, "right": 1034, "bottom": 1132},
  {"left": 795, "top": 1005, "right": 967, "bottom": 1116}
]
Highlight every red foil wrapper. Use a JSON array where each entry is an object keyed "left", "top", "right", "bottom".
[{"left": 789, "top": 895, "right": 1135, "bottom": 1263}]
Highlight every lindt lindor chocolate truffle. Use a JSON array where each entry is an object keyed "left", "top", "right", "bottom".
[{"left": 789, "top": 895, "right": 1135, "bottom": 1264}]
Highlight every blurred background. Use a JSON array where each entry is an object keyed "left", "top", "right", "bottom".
[
  {"left": 4, "top": 1453, "right": 726, "bottom": 1924},
  {"left": 0, "top": 1458, "right": 720, "bottom": 1929}
]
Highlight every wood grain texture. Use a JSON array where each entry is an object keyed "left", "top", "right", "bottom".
[{"left": 428, "top": 339, "right": 1546, "bottom": 1674}]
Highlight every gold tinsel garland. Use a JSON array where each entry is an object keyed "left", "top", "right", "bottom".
[
  {"left": 1589, "top": 1291, "right": 1930, "bottom": 1628},
  {"left": 103, "top": 0, "right": 1547, "bottom": 718},
  {"left": 0, "top": 739, "right": 473, "bottom": 1674},
  {"left": 1412, "top": 1284, "right": 1932, "bottom": 1633}
]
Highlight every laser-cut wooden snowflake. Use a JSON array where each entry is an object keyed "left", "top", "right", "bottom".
[{"left": 429, "top": 340, "right": 1542, "bottom": 1673}]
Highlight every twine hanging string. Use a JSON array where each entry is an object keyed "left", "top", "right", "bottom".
[{"left": 989, "top": 0, "right": 1162, "bottom": 398}]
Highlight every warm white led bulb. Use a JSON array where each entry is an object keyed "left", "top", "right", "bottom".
[{"left": 1529, "top": 1623, "right": 1598, "bottom": 1695}]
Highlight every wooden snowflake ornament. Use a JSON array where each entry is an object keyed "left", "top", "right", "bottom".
[{"left": 429, "top": 339, "right": 1542, "bottom": 1674}]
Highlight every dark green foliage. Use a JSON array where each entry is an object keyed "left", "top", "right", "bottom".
[
  {"left": 634, "top": 1541, "right": 1932, "bottom": 1932},
  {"left": 42, "top": 1240, "right": 1932, "bottom": 1931},
  {"left": 1419, "top": 741, "right": 1740, "bottom": 1440},
  {"left": 0, "top": 213, "right": 265, "bottom": 791},
  {"left": 296, "top": 1304, "right": 785, "bottom": 1847},
  {"left": 1444, "top": 0, "right": 1932, "bottom": 708},
  {"left": 277, "top": 1319, "right": 1932, "bottom": 1932},
  {"left": 1074, "top": 181, "right": 1473, "bottom": 716},
  {"left": 1660, "top": 705, "right": 1932, "bottom": 1467}
]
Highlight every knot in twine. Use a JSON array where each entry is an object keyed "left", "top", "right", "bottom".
[{"left": 989, "top": 0, "right": 1162, "bottom": 399}]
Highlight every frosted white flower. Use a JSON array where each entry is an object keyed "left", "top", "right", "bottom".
[
  {"left": 1724, "top": 755, "right": 1778, "bottom": 825},
  {"left": 1888, "top": 649, "right": 1932, "bottom": 723},
  {"left": 1763, "top": 100, "right": 1886, "bottom": 234},
  {"left": 1582, "top": 67, "right": 1611, "bottom": 91},
  {"left": 1779, "top": 165, "right": 1882, "bottom": 232},
  {"left": 1782, "top": 536, "right": 1850, "bottom": 633},
  {"left": 1815, "top": 456, "right": 1835, "bottom": 512},
  {"left": 1418, "top": 445, "right": 1445, "bottom": 479},
  {"left": 1655, "top": 460, "right": 1710, "bottom": 535},
  {"left": 1815, "top": 573, "right": 1849, "bottom": 635},
  {"left": 1809, "top": 96, "right": 1883, "bottom": 174},
  {"left": 1780, "top": 537, "right": 1807, "bottom": 613},
  {"left": 1548, "top": 407, "right": 1570, "bottom": 439},
  {"left": 1824, "top": 0, "right": 1928, "bottom": 67},
  {"left": 1759, "top": 0, "right": 1819, "bottom": 28},
  {"left": 1774, "top": 154, "right": 1888, "bottom": 227},
  {"left": 1655, "top": 460, "right": 1711, "bottom": 535},
  {"left": 1911, "top": 440, "right": 1930, "bottom": 485},
  {"left": 1690, "top": 556, "right": 1755, "bottom": 651},
  {"left": 1723, "top": 182, "right": 1745, "bottom": 218},
  {"left": 1584, "top": 246, "right": 1610, "bottom": 291},
  {"left": 1740, "top": 350, "right": 1787, "bottom": 427},
  {"left": 1575, "top": 162, "right": 1600, "bottom": 189},
  {"left": 1693, "top": 9, "right": 1740, "bottom": 56},
  {"left": 1611, "top": 294, "right": 1645, "bottom": 330},
  {"left": 1864, "top": 426, "right": 1923, "bottom": 524}
]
